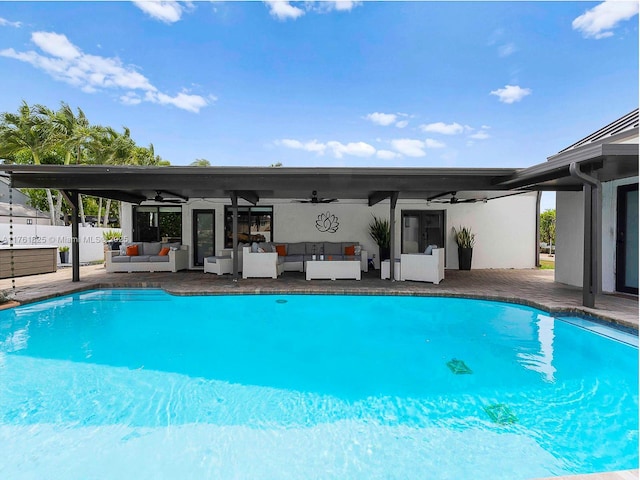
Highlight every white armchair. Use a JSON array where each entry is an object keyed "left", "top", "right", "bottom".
[
  {"left": 400, "top": 248, "right": 445, "bottom": 284},
  {"left": 242, "top": 246, "right": 284, "bottom": 279},
  {"left": 204, "top": 250, "right": 233, "bottom": 275}
]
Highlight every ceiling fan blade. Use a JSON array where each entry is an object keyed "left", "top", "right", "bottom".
[{"left": 320, "top": 198, "right": 338, "bottom": 203}]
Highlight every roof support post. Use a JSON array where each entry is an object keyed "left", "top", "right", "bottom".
[
  {"left": 389, "top": 192, "right": 399, "bottom": 281},
  {"left": 535, "top": 191, "right": 541, "bottom": 268},
  {"left": 61, "top": 190, "right": 80, "bottom": 282},
  {"left": 230, "top": 191, "right": 239, "bottom": 281},
  {"left": 569, "top": 163, "right": 601, "bottom": 308}
]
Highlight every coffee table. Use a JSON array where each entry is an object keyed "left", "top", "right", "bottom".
[{"left": 305, "top": 260, "right": 361, "bottom": 280}]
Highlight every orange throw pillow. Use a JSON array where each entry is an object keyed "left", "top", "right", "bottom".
[
  {"left": 275, "top": 244, "right": 287, "bottom": 256},
  {"left": 126, "top": 244, "right": 139, "bottom": 256},
  {"left": 158, "top": 247, "right": 170, "bottom": 256},
  {"left": 344, "top": 245, "right": 355, "bottom": 256}
]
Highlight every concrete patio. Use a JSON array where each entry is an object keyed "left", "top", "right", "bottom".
[{"left": 1, "top": 265, "right": 637, "bottom": 330}]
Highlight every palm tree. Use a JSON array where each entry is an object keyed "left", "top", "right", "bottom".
[
  {"left": 46, "top": 102, "right": 96, "bottom": 225},
  {"left": 190, "top": 158, "right": 211, "bottom": 166},
  {"left": 0, "top": 101, "right": 58, "bottom": 223},
  {"left": 87, "top": 126, "right": 139, "bottom": 225}
]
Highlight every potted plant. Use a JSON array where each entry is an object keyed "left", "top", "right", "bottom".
[
  {"left": 103, "top": 229, "right": 123, "bottom": 251},
  {"left": 453, "top": 226, "right": 475, "bottom": 270},
  {"left": 369, "top": 215, "right": 391, "bottom": 265},
  {"left": 59, "top": 246, "right": 70, "bottom": 264}
]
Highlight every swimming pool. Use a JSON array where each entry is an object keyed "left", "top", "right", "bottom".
[{"left": 0, "top": 289, "right": 637, "bottom": 479}]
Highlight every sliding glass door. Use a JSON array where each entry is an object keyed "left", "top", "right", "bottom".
[
  {"left": 401, "top": 210, "right": 446, "bottom": 253},
  {"left": 193, "top": 210, "right": 215, "bottom": 267}
]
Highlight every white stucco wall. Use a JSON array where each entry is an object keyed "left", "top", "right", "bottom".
[
  {"left": 555, "top": 191, "right": 584, "bottom": 287},
  {"left": 601, "top": 176, "right": 638, "bottom": 292},
  {"left": 556, "top": 177, "right": 639, "bottom": 292},
  {"left": 123, "top": 192, "right": 538, "bottom": 271},
  {"left": 439, "top": 193, "right": 538, "bottom": 269}
]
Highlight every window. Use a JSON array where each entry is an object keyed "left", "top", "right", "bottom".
[
  {"left": 133, "top": 206, "right": 182, "bottom": 242},
  {"left": 401, "top": 210, "right": 445, "bottom": 253},
  {"left": 224, "top": 206, "right": 273, "bottom": 247}
]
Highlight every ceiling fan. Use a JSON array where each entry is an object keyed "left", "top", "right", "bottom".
[
  {"left": 151, "top": 190, "right": 188, "bottom": 204},
  {"left": 427, "top": 191, "right": 486, "bottom": 205},
  {"left": 293, "top": 190, "right": 338, "bottom": 204}
]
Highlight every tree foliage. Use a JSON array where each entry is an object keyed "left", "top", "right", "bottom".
[
  {"left": 540, "top": 209, "right": 556, "bottom": 245},
  {"left": 0, "top": 101, "right": 170, "bottom": 226}
]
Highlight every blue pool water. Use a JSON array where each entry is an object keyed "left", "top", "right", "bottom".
[{"left": 0, "top": 289, "right": 637, "bottom": 479}]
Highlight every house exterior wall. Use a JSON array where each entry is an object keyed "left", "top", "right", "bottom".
[
  {"left": 122, "top": 192, "right": 538, "bottom": 271},
  {"left": 555, "top": 191, "right": 584, "bottom": 287},
  {"left": 555, "top": 176, "right": 639, "bottom": 292},
  {"left": 601, "top": 176, "right": 638, "bottom": 292}
]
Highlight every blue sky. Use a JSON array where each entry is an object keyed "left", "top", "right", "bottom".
[{"left": 0, "top": 1, "right": 638, "bottom": 210}]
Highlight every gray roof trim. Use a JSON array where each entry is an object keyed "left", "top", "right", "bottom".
[
  {"left": 496, "top": 143, "right": 639, "bottom": 189},
  {"left": 557, "top": 109, "right": 639, "bottom": 153}
]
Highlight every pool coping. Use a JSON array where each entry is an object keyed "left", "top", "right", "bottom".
[{"left": 7, "top": 280, "right": 638, "bottom": 334}]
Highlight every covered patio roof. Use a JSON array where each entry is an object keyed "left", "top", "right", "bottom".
[{"left": 0, "top": 165, "right": 530, "bottom": 205}]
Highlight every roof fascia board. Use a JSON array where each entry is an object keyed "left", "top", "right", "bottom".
[{"left": 497, "top": 143, "right": 638, "bottom": 189}]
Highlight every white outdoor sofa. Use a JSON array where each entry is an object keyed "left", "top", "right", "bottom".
[
  {"left": 400, "top": 248, "right": 445, "bottom": 284},
  {"left": 106, "top": 242, "right": 189, "bottom": 273},
  {"left": 242, "top": 246, "right": 284, "bottom": 279}
]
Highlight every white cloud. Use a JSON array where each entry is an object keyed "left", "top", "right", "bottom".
[
  {"left": 264, "top": 1, "right": 361, "bottom": 20},
  {"left": 391, "top": 139, "right": 427, "bottom": 158},
  {"left": 332, "top": 1, "right": 360, "bottom": 12},
  {"left": 365, "top": 112, "right": 410, "bottom": 128},
  {"left": 145, "top": 90, "right": 210, "bottom": 113},
  {"left": 490, "top": 84, "right": 532, "bottom": 104},
  {"left": 424, "top": 138, "right": 446, "bottom": 149},
  {"left": 0, "top": 17, "right": 22, "bottom": 28},
  {"left": 498, "top": 43, "right": 517, "bottom": 57},
  {"left": 32, "top": 32, "right": 81, "bottom": 60},
  {"left": 572, "top": 0, "right": 639, "bottom": 39},
  {"left": 469, "top": 130, "right": 490, "bottom": 140},
  {"left": 277, "top": 139, "right": 327, "bottom": 154},
  {"left": 366, "top": 112, "right": 397, "bottom": 126},
  {"left": 376, "top": 150, "right": 401, "bottom": 160},
  {"left": 120, "top": 92, "right": 142, "bottom": 106},
  {"left": 275, "top": 138, "right": 375, "bottom": 158},
  {"left": 0, "top": 31, "right": 210, "bottom": 113},
  {"left": 133, "top": 1, "right": 186, "bottom": 23},
  {"left": 265, "top": 1, "right": 305, "bottom": 20},
  {"left": 327, "top": 141, "right": 376, "bottom": 158},
  {"left": 420, "top": 122, "right": 465, "bottom": 135}
]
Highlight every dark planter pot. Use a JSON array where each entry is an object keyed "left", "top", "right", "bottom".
[
  {"left": 379, "top": 245, "right": 391, "bottom": 263},
  {"left": 59, "top": 251, "right": 69, "bottom": 264},
  {"left": 109, "top": 241, "right": 121, "bottom": 251},
  {"left": 458, "top": 247, "right": 473, "bottom": 270}
]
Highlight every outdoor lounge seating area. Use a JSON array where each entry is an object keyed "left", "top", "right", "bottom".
[
  {"left": 270, "top": 241, "right": 368, "bottom": 272},
  {"left": 239, "top": 241, "right": 368, "bottom": 279},
  {"left": 105, "top": 242, "right": 189, "bottom": 273}
]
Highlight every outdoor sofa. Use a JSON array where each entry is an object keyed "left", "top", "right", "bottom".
[
  {"left": 105, "top": 241, "right": 189, "bottom": 273},
  {"left": 270, "top": 241, "right": 368, "bottom": 273}
]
